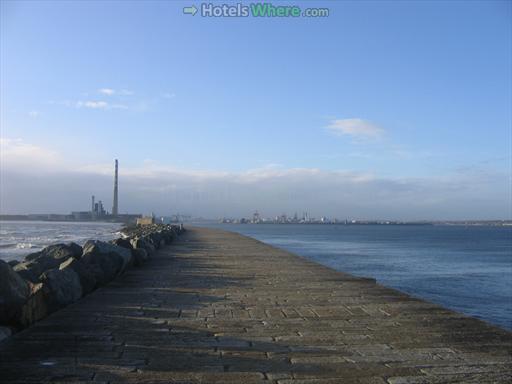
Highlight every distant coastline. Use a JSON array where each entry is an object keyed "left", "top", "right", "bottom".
[
  {"left": 216, "top": 219, "right": 512, "bottom": 227},
  {"left": 1, "top": 215, "right": 510, "bottom": 227}
]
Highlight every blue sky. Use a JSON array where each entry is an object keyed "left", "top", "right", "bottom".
[{"left": 0, "top": 0, "right": 510, "bottom": 219}]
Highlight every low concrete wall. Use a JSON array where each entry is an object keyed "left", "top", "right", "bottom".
[{"left": 0, "top": 224, "right": 185, "bottom": 341}]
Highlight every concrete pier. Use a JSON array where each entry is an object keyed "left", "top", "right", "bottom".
[{"left": 1, "top": 227, "right": 511, "bottom": 383}]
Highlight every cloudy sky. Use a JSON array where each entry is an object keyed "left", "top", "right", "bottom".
[{"left": 0, "top": 1, "right": 510, "bottom": 220}]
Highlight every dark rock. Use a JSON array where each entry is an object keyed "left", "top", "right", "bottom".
[
  {"left": 112, "top": 237, "right": 133, "bottom": 250},
  {"left": 149, "top": 232, "right": 163, "bottom": 249},
  {"left": 13, "top": 262, "right": 41, "bottom": 283},
  {"left": 164, "top": 232, "right": 175, "bottom": 244},
  {"left": 7, "top": 260, "right": 19, "bottom": 267},
  {"left": 0, "top": 326, "right": 12, "bottom": 343},
  {"left": 84, "top": 240, "right": 132, "bottom": 272},
  {"left": 81, "top": 240, "right": 132, "bottom": 285},
  {"left": 132, "top": 248, "right": 148, "bottom": 266},
  {"left": 141, "top": 235, "right": 157, "bottom": 253},
  {"left": 0, "top": 260, "right": 29, "bottom": 326},
  {"left": 14, "top": 243, "right": 81, "bottom": 283},
  {"left": 130, "top": 237, "right": 154, "bottom": 256},
  {"left": 25, "top": 242, "right": 82, "bottom": 262},
  {"left": 145, "top": 241, "right": 156, "bottom": 255},
  {"left": 59, "top": 258, "right": 97, "bottom": 295},
  {"left": 40, "top": 268, "right": 82, "bottom": 310},
  {"left": 81, "top": 252, "right": 120, "bottom": 285},
  {"left": 65, "top": 242, "right": 83, "bottom": 258},
  {"left": 20, "top": 283, "right": 49, "bottom": 327}
]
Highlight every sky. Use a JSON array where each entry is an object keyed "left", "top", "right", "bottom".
[{"left": 0, "top": 0, "right": 511, "bottom": 220}]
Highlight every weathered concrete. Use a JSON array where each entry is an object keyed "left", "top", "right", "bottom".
[{"left": 0, "top": 227, "right": 510, "bottom": 383}]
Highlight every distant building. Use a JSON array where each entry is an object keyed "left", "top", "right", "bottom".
[
  {"left": 47, "top": 214, "right": 70, "bottom": 221},
  {"left": 71, "top": 211, "right": 92, "bottom": 220},
  {"left": 91, "top": 197, "right": 106, "bottom": 218},
  {"left": 137, "top": 216, "right": 155, "bottom": 225}
]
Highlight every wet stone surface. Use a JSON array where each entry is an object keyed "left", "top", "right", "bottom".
[{"left": 0, "top": 227, "right": 511, "bottom": 383}]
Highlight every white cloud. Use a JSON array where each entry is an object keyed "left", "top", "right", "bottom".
[
  {"left": 51, "top": 89, "right": 137, "bottom": 112},
  {"left": 78, "top": 100, "right": 108, "bottom": 109},
  {"left": 1, "top": 138, "right": 508, "bottom": 220},
  {"left": 98, "top": 88, "right": 115, "bottom": 96},
  {"left": 0, "top": 137, "right": 61, "bottom": 170},
  {"left": 28, "top": 110, "right": 39, "bottom": 118},
  {"left": 98, "top": 88, "right": 134, "bottom": 96},
  {"left": 327, "top": 118, "right": 384, "bottom": 140},
  {"left": 161, "top": 92, "right": 176, "bottom": 99},
  {"left": 76, "top": 100, "right": 128, "bottom": 110}
]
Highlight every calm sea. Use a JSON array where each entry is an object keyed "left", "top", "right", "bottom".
[
  {"left": 204, "top": 223, "right": 512, "bottom": 330},
  {"left": 0, "top": 221, "right": 123, "bottom": 262}
]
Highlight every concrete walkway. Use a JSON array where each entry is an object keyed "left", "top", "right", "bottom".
[{"left": 1, "top": 227, "right": 511, "bottom": 383}]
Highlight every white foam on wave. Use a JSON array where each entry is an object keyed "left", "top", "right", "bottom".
[{"left": 16, "top": 242, "right": 39, "bottom": 249}]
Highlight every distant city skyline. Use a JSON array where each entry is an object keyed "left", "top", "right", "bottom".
[{"left": 0, "top": 1, "right": 510, "bottom": 220}]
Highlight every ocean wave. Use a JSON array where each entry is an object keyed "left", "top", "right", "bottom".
[
  {"left": 0, "top": 243, "right": 18, "bottom": 249},
  {"left": 15, "top": 243, "right": 40, "bottom": 250}
]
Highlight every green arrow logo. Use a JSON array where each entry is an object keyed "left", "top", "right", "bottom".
[{"left": 183, "top": 5, "right": 198, "bottom": 16}]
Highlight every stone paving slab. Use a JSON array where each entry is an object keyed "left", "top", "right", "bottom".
[{"left": 0, "top": 227, "right": 511, "bottom": 383}]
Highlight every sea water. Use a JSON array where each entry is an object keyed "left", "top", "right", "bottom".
[{"left": 0, "top": 221, "right": 123, "bottom": 262}]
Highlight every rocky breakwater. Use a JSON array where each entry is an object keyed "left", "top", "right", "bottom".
[{"left": 0, "top": 224, "right": 184, "bottom": 341}]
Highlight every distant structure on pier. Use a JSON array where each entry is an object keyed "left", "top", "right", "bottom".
[
  {"left": 112, "top": 159, "right": 119, "bottom": 217},
  {"left": 137, "top": 214, "right": 156, "bottom": 225}
]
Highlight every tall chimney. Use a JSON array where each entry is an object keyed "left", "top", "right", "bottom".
[
  {"left": 112, "top": 159, "right": 119, "bottom": 216},
  {"left": 91, "top": 195, "right": 95, "bottom": 217}
]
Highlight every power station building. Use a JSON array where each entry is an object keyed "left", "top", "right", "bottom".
[
  {"left": 89, "top": 159, "right": 117, "bottom": 219},
  {"left": 83, "top": 159, "right": 141, "bottom": 223}
]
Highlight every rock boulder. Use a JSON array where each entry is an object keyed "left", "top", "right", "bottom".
[
  {"left": 81, "top": 240, "right": 132, "bottom": 284},
  {"left": 130, "top": 237, "right": 154, "bottom": 257},
  {"left": 111, "top": 237, "right": 133, "bottom": 250},
  {"left": 20, "top": 283, "right": 49, "bottom": 327},
  {"left": 40, "top": 268, "right": 83, "bottom": 310},
  {"left": 59, "top": 258, "right": 97, "bottom": 295},
  {"left": 0, "top": 326, "right": 12, "bottom": 343},
  {"left": 25, "top": 242, "right": 82, "bottom": 262},
  {"left": 13, "top": 262, "right": 41, "bottom": 283},
  {"left": 132, "top": 248, "right": 148, "bottom": 266},
  {"left": 0, "top": 260, "right": 29, "bottom": 326},
  {"left": 14, "top": 242, "right": 82, "bottom": 283}
]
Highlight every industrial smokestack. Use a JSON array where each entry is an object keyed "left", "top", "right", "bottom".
[
  {"left": 112, "top": 159, "right": 119, "bottom": 216},
  {"left": 91, "top": 195, "right": 95, "bottom": 217}
]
